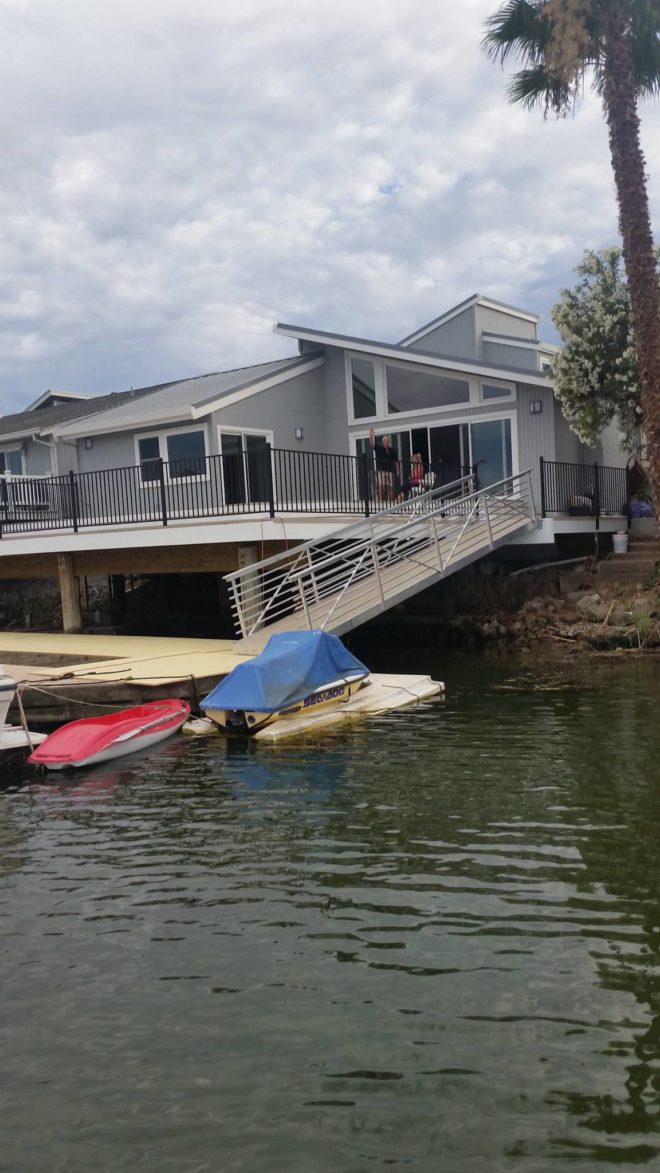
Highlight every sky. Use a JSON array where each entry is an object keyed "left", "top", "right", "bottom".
[{"left": 1, "top": 0, "right": 660, "bottom": 416}]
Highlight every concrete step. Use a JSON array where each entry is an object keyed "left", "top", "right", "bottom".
[
  {"left": 608, "top": 554, "right": 657, "bottom": 566},
  {"left": 597, "top": 564, "right": 656, "bottom": 582}
]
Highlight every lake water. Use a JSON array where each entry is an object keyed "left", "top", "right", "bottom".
[{"left": 2, "top": 646, "right": 660, "bottom": 1172}]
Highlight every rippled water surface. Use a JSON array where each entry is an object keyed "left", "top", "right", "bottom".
[{"left": 3, "top": 647, "right": 660, "bottom": 1171}]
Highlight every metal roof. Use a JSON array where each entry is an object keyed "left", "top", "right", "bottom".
[
  {"left": 53, "top": 356, "right": 310, "bottom": 437},
  {"left": 0, "top": 382, "right": 176, "bottom": 442}
]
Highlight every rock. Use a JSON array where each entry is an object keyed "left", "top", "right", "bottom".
[
  {"left": 631, "top": 594, "right": 659, "bottom": 616},
  {"left": 609, "top": 609, "right": 631, "bottom": 628},
  {"left": 576, "top": 594, "right": 610, "bottom": 622}
]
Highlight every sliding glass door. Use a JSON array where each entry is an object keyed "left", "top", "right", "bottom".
[
  {"left": 219, "top": 432, "right": 271, "bottom": 505},
  {"left": 470, "top": 419, "right": 512, "bottom": 489},
  {"left": 355, "top": 418, "right": 513, "bottom": 490}
]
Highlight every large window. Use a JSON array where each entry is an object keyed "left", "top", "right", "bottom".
[
  {"left": 351, "top": 358, "right": 377, "bottom": 419},
  {"left": 0, "top": 449, "right": 23, "bottom": 476},
  {"left": 386, "top": 364, "right": 470, "bottom": 414},
  {"left": 137, "top": 428, "right": 208, "bottom": 484},
  {"left": 355, "top": 417, "right": 513, "bottom": 490}
]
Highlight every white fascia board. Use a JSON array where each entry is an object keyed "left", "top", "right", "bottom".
[
  {"left": 274, "top": 325, "right": 552, "bottom": 388},
  {"left": 477, "top": 297, "right": 539, "bottom": 324},
  {"left": 189, "top": 356, "right": 324, "bottom": 418},
  {"left": 0, "top": 514, "right": 354, "bottom": 557},
  {"left": 25, "top": 389, "right": 91, "bottom": 411},
  {"left": 539, "top": 342, "right": 561, "bottom": 355},
  {"left": 482, "top": 333, "right": 540, "bottom": 351},
  {"left": 398, "top": 295, "right": 480, "bottom": 346},
  {"left": 52, "top": 407, "right": 196, "bottom": 439}
]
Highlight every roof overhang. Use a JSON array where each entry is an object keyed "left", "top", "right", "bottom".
[
  {"left": 51, "top": 355, "right": 325, "bottom": 439},
  {"left": 274, "top": 324, "right": 552, "bottom": 389}
]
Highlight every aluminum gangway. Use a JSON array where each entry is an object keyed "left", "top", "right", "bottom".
[{"left": 226, "top": 470, "right": 537, "bottom": 651}]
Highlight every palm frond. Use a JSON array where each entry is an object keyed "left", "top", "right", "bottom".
[
  {"left": 507, "top": 64, "right": 574, "bottom": 113},
  {"left": 482, "top": 0, "right": 551, "bottom": 68}
]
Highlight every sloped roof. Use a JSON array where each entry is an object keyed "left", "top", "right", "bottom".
[
  {"left": 0, "top": 381, "right": 176, "bottom": 441},
  {"left": 53, "top": 355, "right": 315, "bottom": 438}
]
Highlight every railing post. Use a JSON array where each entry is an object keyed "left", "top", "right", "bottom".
[
  {"left": 157, "top": 458, "right": 168, "bottom": 526},
  {"left": 266, "top": 443, "right": 275, "bottom": 519},
  {"left": 68, "top": 470, "right": 79, "bottom": 533},
  {"left": 359, "top": 453, "right": 370, "bottom": 518},
  {"left": 593, "top": 461, "right": 600, "bottom": 530},
  {"left": 539, "top": 456, "right": 546, "bottom": 518},
  {"left": 483, "top": 494, "right": 494, "bottom": 547}
]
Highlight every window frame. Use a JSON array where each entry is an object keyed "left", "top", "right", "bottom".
[
  {"left": 352, "top": 409, "right": 519, "bottom": 481},
  {"left": 0, "top": 446, "right": 24, "bottom": 476},
  {"left": 134, "top": 424, "right": 210, "bottom": 487},
  {"left": 479, "top": 378, "right": 516, "bottom": 405}
]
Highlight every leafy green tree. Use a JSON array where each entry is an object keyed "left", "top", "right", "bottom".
[
  {"left": 551, "top": 247, "right": 647, "bottom": 450},
  {"left": 483, "top": 1, "right": 660, "bottom": 503}
]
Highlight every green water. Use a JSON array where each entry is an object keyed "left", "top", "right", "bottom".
[{"left": 2, "top": 647, "right": 660, "bottom": 1172}]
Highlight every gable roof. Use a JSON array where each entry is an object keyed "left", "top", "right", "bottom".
[
  {"left": 0, "top": 382, "right": 173, "bottom": 443},
  {"left": 274, "top": 322, "right": 552, "bottom": 388},
  {"left": 25, "top": 389, "right": 91, "bottom": 412},
  {"left": 53, "top": 355, "right": 321, "bottom": 438}
]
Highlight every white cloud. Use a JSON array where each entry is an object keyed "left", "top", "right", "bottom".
[{"left": 0, "top": 0, "right": 658, "bottom": 411}]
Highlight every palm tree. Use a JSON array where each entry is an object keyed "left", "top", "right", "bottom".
[{"left": 484, "top": 0, "right": 660, "bottom": 507}]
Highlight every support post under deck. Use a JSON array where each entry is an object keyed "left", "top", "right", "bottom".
[{"left": 57, "top": 553, "right": 83, "bottom": 634}]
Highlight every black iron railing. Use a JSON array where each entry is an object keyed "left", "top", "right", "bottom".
[
  {"left": 540, "top": 457, "right": 629, "bottom": 522},
  {"left": 0, "top": 449, "right": 476, "bottom": 538}
]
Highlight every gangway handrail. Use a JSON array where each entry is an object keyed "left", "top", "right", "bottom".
[
  {"left": 224, "top": 473, "right": 476, "bottom": 584},
  {"left": 227, "top": 470, "right": 536, "bottom": 639}
]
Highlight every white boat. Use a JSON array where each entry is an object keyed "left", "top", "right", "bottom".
[{"left": 0, "top": 667, "right": 47, "bottom": 766}]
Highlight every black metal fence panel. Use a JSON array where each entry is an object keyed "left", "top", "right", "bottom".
[{"left": 540, "top": 458, "right": 629, "bottom": 518}]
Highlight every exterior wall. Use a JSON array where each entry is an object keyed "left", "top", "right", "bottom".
[
  {"left": 213, "top": 365, "right": 327, "bottom": 452},
  {"left": 517, "top": 385, "right": 556, "bottom": 514},
  {"left": 482, "top": 342, "right": 538, "bottom": 371},
  {"left": 553, "top": 402, "right": 584, "bottom": 465},
  {"left": 77, "top": 430, "right": 140, "bottom": 473},
  {"left": 321, "top": 347, "right": 350, "bottom": 455},
  {"left": 407, "top": 307, "right": 477, "bottom": 359},
  {"left": 475, "top": 305, "right": 537, "bottom": 341},
  {"left": 22, "top": 437, "right": 55, "bottom": 477}
]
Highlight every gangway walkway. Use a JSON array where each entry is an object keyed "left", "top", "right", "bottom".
[{"left": 226, "top": 471, "right": 537, "bottom": 651}]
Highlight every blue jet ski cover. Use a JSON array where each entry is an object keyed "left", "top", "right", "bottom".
[{"left": 201, "top": 631, "right": 369, "bottom": 714}]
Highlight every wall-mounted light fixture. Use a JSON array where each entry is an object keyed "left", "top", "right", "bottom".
[
  {"left": 295, "top": 427, "right": 304, "bottom": 441},
  {"left": 84, "top": 437, "right": 93, "bottom": 449},
  {"left": 529, "top": 401, "right": 543, "bottom": 415}
]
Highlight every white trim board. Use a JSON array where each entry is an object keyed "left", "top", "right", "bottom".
[{"left": 275, "top": 325, "right": 552, "bottom": 388}]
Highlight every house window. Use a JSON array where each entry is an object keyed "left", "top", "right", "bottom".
[
  {"left": 386, "top": 364, "right": 470, "bottom": 414},
  {"left": 138, "top": 436, "right": 161, "bottom": 483},
  {"left": 351, "top": 358, "right": 377, "bottom": 419},
  {"left": 481, "top": 381, "right": 514, "bottom": 402},
  {"left": 136, "top": 428, "right": 208, "bottom": 484},
  {"left": 471, "top": 418, "right": 513, "bottom": 488},
  {"left": 0, "top": 449, "right": 23, "bottom": 476},
  {"left": 166, "top": 430, "right": 206, "bottom": 478}
]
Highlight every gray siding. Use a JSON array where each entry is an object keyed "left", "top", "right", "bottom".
[
  {"left": 553, "top": 402, "right": 584, "bottom": 464},
  {"left": 77, "top": 430, "right": 141, "bottom": 473},
  {"left": 321, "top": 347, "right": 351, "bottom": 455},
  {"left": 407, "top": 307, "right": 477, "bottom": 359},
  {"left": 476, "top": 305, "right": 537, "bottom": 341},
  {"left": 22, "top": 437, "right": 55, "bottom": 477},
  {"left": 517, "top": 385, "right": 556, "bottom": 513},
  {"left": 213, "top": 366, "right": 327, "bottom": 452},
  {"left": 482, "top": 342, "right": 538, "bottom": 371}
]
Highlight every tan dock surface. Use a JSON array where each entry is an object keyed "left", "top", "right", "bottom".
[{"left": 0, "top": 632, "right": 250, "bottom": 685}]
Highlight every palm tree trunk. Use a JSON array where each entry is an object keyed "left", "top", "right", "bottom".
[{"left": 602, "top": 11, "right": 660, "bottom": 510}]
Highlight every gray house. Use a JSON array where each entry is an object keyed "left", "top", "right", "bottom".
[{"left": 0, "top": 293, "right": 627, "bottom": 527}]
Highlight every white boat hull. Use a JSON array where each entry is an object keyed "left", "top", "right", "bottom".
[{"left": 38, "top": 721, "right": 185, "bottom": 771}]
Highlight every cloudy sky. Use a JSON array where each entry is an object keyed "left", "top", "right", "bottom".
[{"left": 1, "top": 0, "right": 660, "bottom": 415}]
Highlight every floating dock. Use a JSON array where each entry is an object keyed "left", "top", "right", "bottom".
[
  {"left": 0, "top": 632, "right": 251, "bottom": 724},
  {"left": 184, "top": 673, "right": 444, "bottom": 742}
]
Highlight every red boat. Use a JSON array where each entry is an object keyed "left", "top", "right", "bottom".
[{"left": 28, "top": 699, "right": 190, "bottom": 771}]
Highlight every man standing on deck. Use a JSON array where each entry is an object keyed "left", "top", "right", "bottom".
[{"left": 368, "top": 428, "right": 399, "bottom": 503}]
